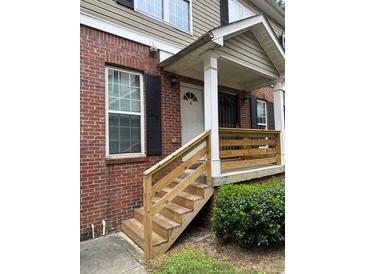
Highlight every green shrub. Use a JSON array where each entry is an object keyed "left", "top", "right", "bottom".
[
  {"left": 152, "top": 249, "right": 245, "bottom": 274},
  {"left": 212, "top": 178, "right": 285, "bottom": 247}
]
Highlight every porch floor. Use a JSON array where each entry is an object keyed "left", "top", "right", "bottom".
[{"left": 213, "top": 164, "right": 284, "bottom": 186}]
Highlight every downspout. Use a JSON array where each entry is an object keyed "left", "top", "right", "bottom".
[
  {"left": 91, "top": 224, "right": 95, "bottom": 239},
  {"left": 102, "top": 220, "right": 106, "bottom": 236}
]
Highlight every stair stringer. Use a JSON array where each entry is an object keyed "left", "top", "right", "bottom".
[{"left": 151, "top": 186, "right": 214, "bottom": 257}]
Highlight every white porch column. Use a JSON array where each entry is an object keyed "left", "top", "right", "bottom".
[
  {"left": 203, "top": 51, "right": 221, "bottom": 177},
  {"left": 273, "top": 79, "right": 285, "bottom": 165}
]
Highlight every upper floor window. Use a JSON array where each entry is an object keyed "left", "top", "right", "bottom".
[
  {"left": 228, "top": 0, "right": 254, "bottom": 23},
  {"left": 135, "top": 0, "right": 191, "bottom": 32}
]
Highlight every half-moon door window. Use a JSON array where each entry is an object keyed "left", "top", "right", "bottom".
[{"left": 183, "top": 92, "right": 198, "bottom": 104}]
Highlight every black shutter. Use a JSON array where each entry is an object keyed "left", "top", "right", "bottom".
[
  {"left": 267, "top": 102, "right": 275, "bottom": 130},
  {"left": 116, "top": 0, "right": 134, "bottom": 9},
  {"left": 250, "top": 96, "right": 258, "bottom": 129},
  {"left": 146, "top": 74, "right": 162, "bottom": 156},
  {"left": 220, "top": 0, "right": 229, "bottom": 26}
]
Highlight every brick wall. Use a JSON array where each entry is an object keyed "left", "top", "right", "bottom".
[
  {"left": 80, "top": 25, "right": 181, "bottom": 240},
  {"left": 251, "top": 87, "right": 274, "bottom": 102}
]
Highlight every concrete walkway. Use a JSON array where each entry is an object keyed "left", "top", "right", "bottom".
[{"left": 80, "top": 232, "right": 147, "bottom": 274}]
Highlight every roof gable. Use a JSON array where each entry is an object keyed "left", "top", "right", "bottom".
[{"left": 211, "top": 14, "right": 284, "bottom": 74}]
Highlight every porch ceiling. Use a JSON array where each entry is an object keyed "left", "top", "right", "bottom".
[{"left": 159, "top": 14, "right": 285, "bottom": 91}]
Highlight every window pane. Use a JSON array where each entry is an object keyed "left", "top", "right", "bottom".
[
  {"left": 119, "top": 141, "right": 130, "bottom": 153},
  {"left": 131, "top": 127, "right": 141, "bottom": 139},
  {"left": 120, "top": 72, "right": 129, "bottom": 85},
  {"left": 228, "top": 0, "right": 254, "bottom": 23},
  {"left": 120, "top": 128, "right": 129, "bottom": 139},
  {"left": 131, "top": 115, "right": 140, "bottom": 127},
  {"left": 130, "top": 141, "right": 141, "bottom": 153},
  {"left": 109, "top": 125, "right": 119, "bottom": 140},
  {"left": 169, "top": 0, "right": 190, "bottom": 31},
  {"left": 130, "top": 87, "right": 140, "bottom": 100},
  {"left": 120, "top": 99, "right": 130, "bottom": 112},
  {"left": 120, "top": 85, "right": 129, "bottom": 99},
  {"left": 109, "top": 97, "right": 120, "bottom": 111},
  {"left": 131, "top": 100, "right": 141, "bottom": 112},
  {"left": 130, "top": 74, "right": 140, "bottom": 87},
  {"left": 109, "top": 141, "right": 119, "bottom": 154},
  {"left": 136, "top": 0, "right": 163, "bottom": 19},
  {"left": 119, "top": 115, "right": 130, "bottom": 128},
  {"left": 108, "top": 113, "right": 141, "bottom": 155}
]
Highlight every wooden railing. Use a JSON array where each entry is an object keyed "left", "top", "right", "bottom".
[
  {"left": 142, "top": 129, "right": 211, "bottom": 258},
  {"left": 219, "top": 128, "right": 281, "bottom": 172}
]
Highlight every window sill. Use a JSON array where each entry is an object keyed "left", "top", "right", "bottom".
[{"left": 105, "top": 155, "right": 147, "bottom": 165}]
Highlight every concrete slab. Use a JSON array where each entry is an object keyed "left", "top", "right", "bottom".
[{"left": 80, "top": 232, "right": 147, "bottom": 274}]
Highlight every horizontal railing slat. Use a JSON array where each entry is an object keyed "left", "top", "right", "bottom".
[
  {"left": 219, "top": 128, "right": 280, "bottom": 135},
  {"left": 221, "top": 156, "right": 278, "bottom": 171},
  {"left": 220, "top": 139, "right": 277, "bottom": 146},
  {"left": 220, "top": 148, "right": 278, "bottom": 158}
]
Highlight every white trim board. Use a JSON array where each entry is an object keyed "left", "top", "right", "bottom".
[
  {"left": 213, "top": 165, "right": 285, "bottom": 186},
  {"left": 80, "top": 12, "right": 182, "bottom": 55}
]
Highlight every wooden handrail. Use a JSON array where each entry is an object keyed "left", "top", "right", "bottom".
[
  {"left": 143, "top": 129, "right": 211, "bottom": 259},
  {"left": 219, "top": 128, "right": 282, "bottom": 170},
  {"left": 143, "top": 129, "right": 211, "bottom": 177},
  {"left": 219, "top": 127, "right": 280, "bottom": 135}
]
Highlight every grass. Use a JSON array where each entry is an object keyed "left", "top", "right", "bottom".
[
  {"left": 149, "top": 248, "right": 262, "bottom": 274},
  {"left": 146, "top": 226, "right": 284, "bottom": 274}
]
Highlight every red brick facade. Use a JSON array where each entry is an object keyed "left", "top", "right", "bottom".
[
  {"left": 80, "top": 25, "right": 182, "bottom": 240},
  {"left": 80, "top": 25, "right": 274, "bottom": 240},
  {"left": 252, "top": 87, "right": 274, "bottom": 102}
]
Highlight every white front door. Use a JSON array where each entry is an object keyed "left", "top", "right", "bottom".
[{"left": 181, "top": 85, "right": 204, "bottom": 150}]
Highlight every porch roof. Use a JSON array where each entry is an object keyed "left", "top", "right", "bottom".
[{"left": 159, "top": 15, "right": 285, "bottom": 91}]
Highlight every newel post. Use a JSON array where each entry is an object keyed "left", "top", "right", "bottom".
[
  {"left": 143, "top": 175, "right": 153, "bottom": 259},
  {"left": 206, "top": 133, "right": 212, "bottom": 186},
  {"left": 273, "top": 79, "right": 285, "bottom": 165},
  {"left": 203, "top": 50, "right": 221, "bottom": 178}
]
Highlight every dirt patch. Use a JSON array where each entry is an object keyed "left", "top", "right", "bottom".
[{"left": 146, "top": 225, "right": 284, "bottom": 274}]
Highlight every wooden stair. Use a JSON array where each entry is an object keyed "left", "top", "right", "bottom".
[
  {"left": 121, "top": 130, "right": 213, "bottom": 259},
  {"left": 122, "top": 170, "right": 213, "bottom": 257}
]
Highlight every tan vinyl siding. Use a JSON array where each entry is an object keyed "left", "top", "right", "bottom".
[
  {"left": 218, "top": 31, "right": 278, "bottom": 77},
  {"left": 192, "top": 0, "right": 220, "bottom": 38},
  {"left": 80, "top": 0, "right": 220, "bottom": 48},
  {"left": 80, "top": 0, "right": 283, "bottom": 49}
]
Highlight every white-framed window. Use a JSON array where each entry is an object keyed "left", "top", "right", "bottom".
[
  {"left": 106, "top": 67, "right": 145, "bottom": 157},
  {"left": 135, "top": 0, "right": 192, "bottom": 33},
  {"left": 228, "top": 0, "right": 254, "bottom": 23},
  {"left": 257, "top": 100, "right": 267, "bottom": 130}
]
